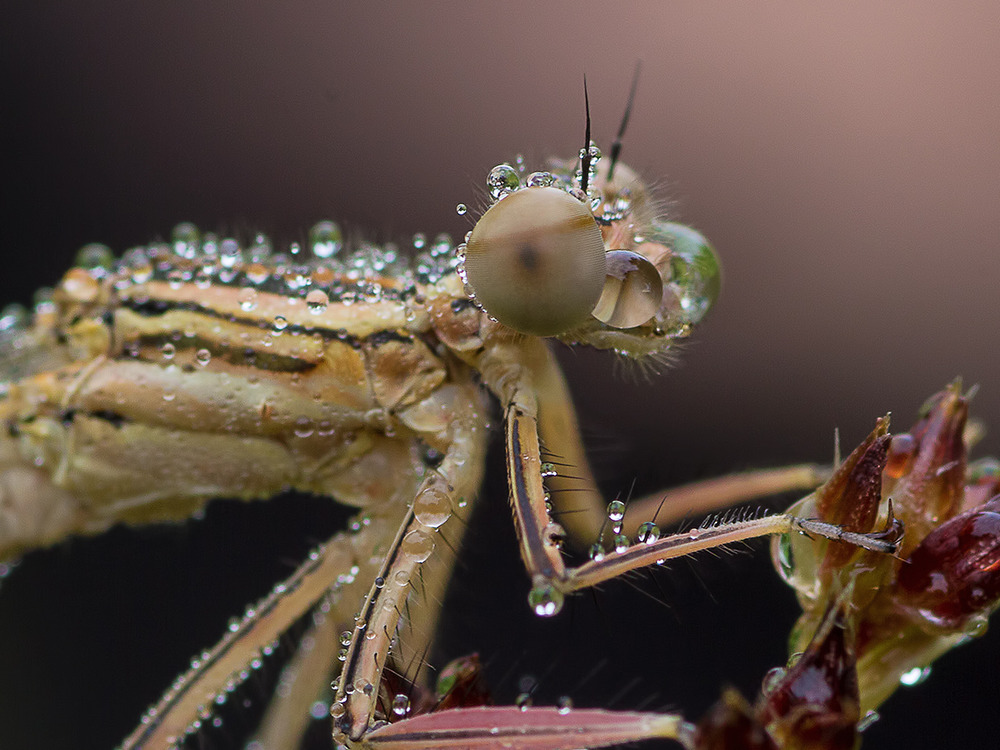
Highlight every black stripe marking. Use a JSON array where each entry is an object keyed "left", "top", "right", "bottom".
[
  {"left": 121, "top": 333, "right": 317, "bottom": 374},
  {"left": 119, "top": 298, "right": 365, "bottom": 347},
  {"left": 508, "top": 408, "right": 552, "bottom": 578}
]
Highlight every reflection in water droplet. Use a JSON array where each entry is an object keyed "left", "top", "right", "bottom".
[
  {"left": 636, "top": 521, "right": 660, "bottom": 544},
  {"left": 238, "top": 288, "right": 258, "bottom": 311},
  {"left": 899, "top": 666, "right": 931, "bottom": 686},
  {"left": 75, "top": 243, "right": 115, "bottom": 270},
  {"left": 607, "top": 500, "right": 626, "bottom": 522},
  {"left": 306, "top": 289, "right": 329, "bottom": 314},
  {"left": 760, "top": 666, "right": 786, "bottom": 695},
  {"left": 310, "top": 220, "right": 343, "bottom": 259},
  {"left": 309, "top": 701, "right": 328, "bottom": 720},
  {"left": 392, "top": 694, "right": 410, "bottom": 716},
  {"left": 414, "top": 487, "right": 452, "bottom": 529},
  {"left": 528, "top": 581, "right": 563, "bottom": 616},
  {"left": 293, "top": 417, "right": 314, "bottom": 438},
  {"left": 487, "top": 164, "right": 520, "bottom": 200},
  {"left": 857, "top": 710, "right": 880, "bottom": 732},
  {"left": 400, "top": 529, "right": 435, "bottom": 563}
]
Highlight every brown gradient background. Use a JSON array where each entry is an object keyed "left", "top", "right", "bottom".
[{"left": 2, "top": 4, "right": 1000, "bottom": 749}]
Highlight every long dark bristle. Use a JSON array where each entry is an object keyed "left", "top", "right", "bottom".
[
  {"left": 580, "top": 76, "right": 593, "bottom": 194},
  {"left": 607, "top": 62, "right": 642, "bottom": 181}
]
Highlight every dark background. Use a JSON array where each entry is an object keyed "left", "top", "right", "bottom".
[{"left": 2, "top": 3, "right": 1000, "bottom": 749}]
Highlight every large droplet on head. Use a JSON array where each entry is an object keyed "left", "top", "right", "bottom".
[
  {"left": 464, "top": 187, "right": 607, "bottom": 337},
  {"left": 591, "top": 250, "right": 663, "bottom": 329}
]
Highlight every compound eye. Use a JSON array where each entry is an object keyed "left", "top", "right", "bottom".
[
  {"left": 591, "top": 250, "right": 663, "bottom": 328},
  {"left": 464, "top": 186, "right": 606, "bottom": 336}
]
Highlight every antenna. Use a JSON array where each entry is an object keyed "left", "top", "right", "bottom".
[
  {"left": 607, "top": 62, "right": 642, "bottom": 181},
  {"left": 580, "top": 76, "right": 593, "bottom": 195}
]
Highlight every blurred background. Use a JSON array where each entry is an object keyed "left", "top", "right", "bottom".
[{"left": 2, "top": 3, "right": 999, "bottom": 748}]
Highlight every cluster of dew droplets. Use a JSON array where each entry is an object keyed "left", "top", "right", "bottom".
[
  {"left": 411, "top": 230, "right": 459, "bottom": 285},
  {"left": 574, "top": 142, "right": 603, "bottom": 206},
  {"left": 329, "top": 506, "right": 448, "bottom": 736},
  {"left": 126, "top": 527, "right": 372, "bottom": 750},
  {"left": 587, "top": 499, "right": 663, "bottom": 564},
  {"left": 524, "top": 458, "right": 572, "bottom": 617},
  {"left": 52, "top": 218, "right": 468, "bottom": 337}
]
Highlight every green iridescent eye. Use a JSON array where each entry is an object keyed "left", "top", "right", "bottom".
[{"left": 464, "top": 187, "right": 607, "bottom": 337}]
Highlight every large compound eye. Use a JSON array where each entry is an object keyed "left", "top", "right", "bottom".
[{"left": 464, "top": 186, "right": 606, "bottom": 336}]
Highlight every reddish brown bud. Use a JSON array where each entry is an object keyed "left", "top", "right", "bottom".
[
  {"left": 888, "top": 385, "right": 968, "bottom": 549},
  {"left": 821, "top": 434, "right": 890, "bottom": 569},
  {"left": 694, "top": 691, "right": 777, "bottom": 750},
  {"left": 896, "top": 497, "right": 1000, "bottom": 630},
  {"left": 759, "top": 607, "right": 860, "bottom": 750}
]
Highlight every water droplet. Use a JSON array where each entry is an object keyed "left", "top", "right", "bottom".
[
  {"left": 614, "top": 534, "right": 629, "bottom": 553},
  {"left": 161, "top": 343, "right": 176, "bottom": 360},
  {"left": 487, "top": 163, "right": 520, "bottom": 200},
  {"left": 414, "top": 487, "right": 452, "bottom": 529},
  {"left": 899, "top": 666, "right": 931, "bottom": 686},
  {"left": 74, "top": 243, "right": 115, "bottom": 272},
  {"left": 588, "top": 542, "right": 605, "bottom": 562},
  {"left": 245, "top": 262, "right": 270, "bottom": 285},
  {"left": 515, "top": 692, "right": 532, "bottom": 710},
  {"left": 857, "top": 710, "right": 880, "bottom": 732},
  {"left": 238, "top": 288, "right": 258, "bottom": 311},
  {"left": 272, "top": 315, "right": 288, "bottom": 333},
  {"left": 775, "top": 534, "right": 795, "bottom": 581},
  {"left": 430, "top": 233, "right": 453, "bottom": 257},
  {"left": 248, "top": 234, "right": 272, "bottom": 262},
  {"left": 607, "top": 500, "right": 626, "bottom": 522},
  {"left": 412, "top": 232, "right": 427, "bottom": 249},
  {"left": 557, "top": 696, "right": 573, "bottom": 714},
  {"left": 308, "top": 221, "right": 343, "bottom": 259},
  {"left": 526, "top": 171, "right": 556, "bottom": 188},
  {"left": 528, "top": 580, "right": 563, "bottom": 616},
  {"left": 293, "top": 416, "right": 315, "bottom": 438},
  {"left": 0, "top": 304, "right": 28, "bottom": 332},
  {"left": 195, "top": 348, "right": 211, "bottom": 366},
  {"left": 306, "top": 289, "right": 330, "bottom": 314},
  {"left": 636, "top": 521, "right": 660, "bottom": 544},
  {"left": 455, "top": 203, "right": 467, "bottom": 216},
  {"left": 310, "top": 700, "right": 328, "bottom": 720},
  {"left": 400, "top": 529, "right": 435, "bottom": 563},
  {"left": 540, "top": 462, "right": 557, "bottom": 478},
  {"left": 220, "top": 238, "right": 242, "bottom": 268},
  {"left": 761, "top": 666, "right": 786, "bottom": 695},
  {"left": 392, "top": 694, "right": 410, "bottom": 716},
  {"left": 170, "top": 222, "right": 200, "bottom": 258}
]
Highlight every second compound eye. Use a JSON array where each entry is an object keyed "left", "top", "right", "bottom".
[{"left": 464, "top": 187, "right": 607, "bottom": 337}]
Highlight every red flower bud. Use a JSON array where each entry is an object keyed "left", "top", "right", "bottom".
[{"left": 897, "top": 497, "right": 1000, "bottom": 630}]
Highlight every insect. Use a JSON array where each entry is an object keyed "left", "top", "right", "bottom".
[{"left": 1, "top": 84, "right": 993, "bottom": 750}]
